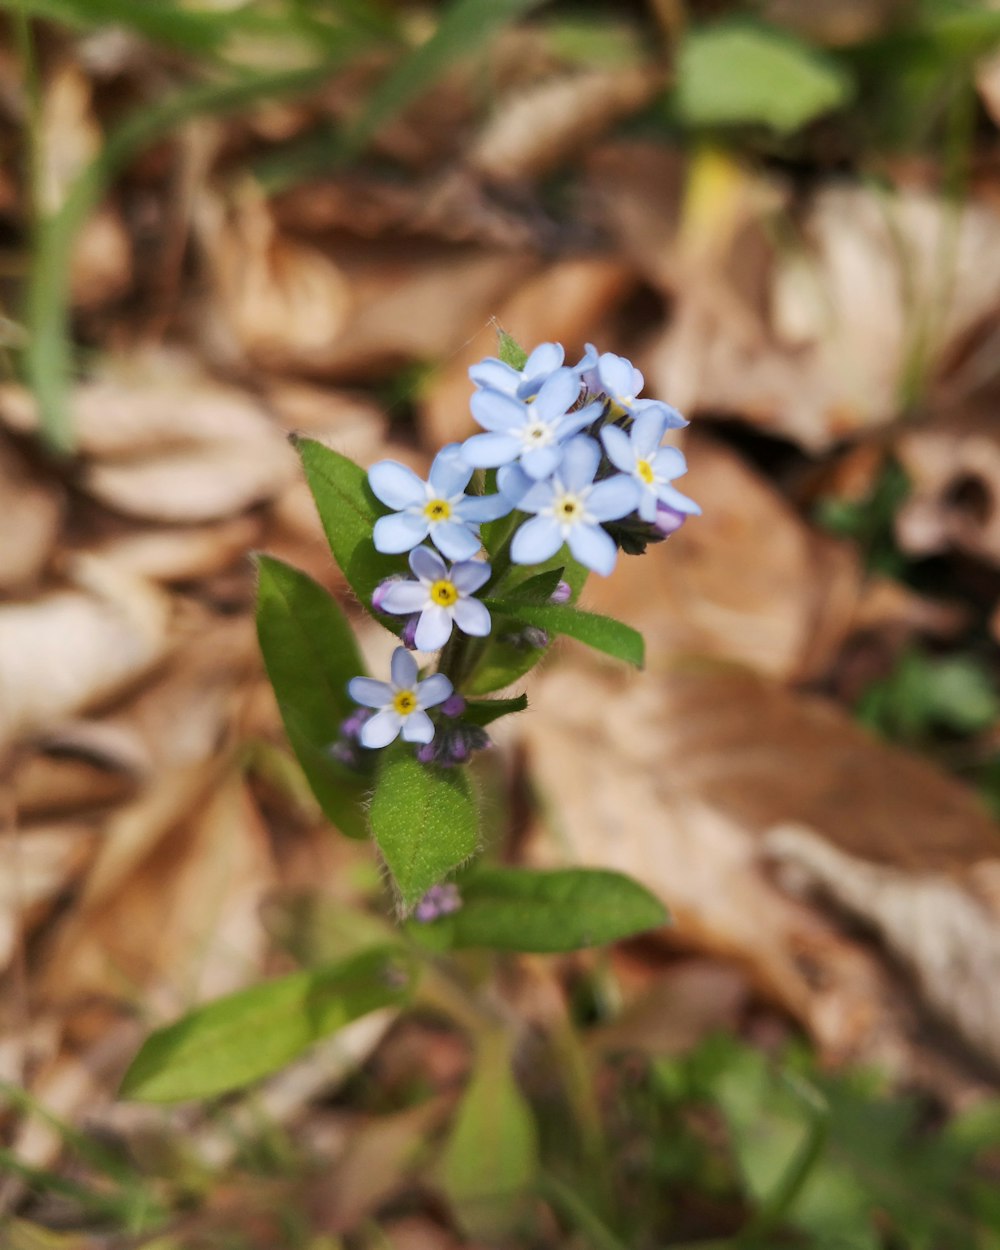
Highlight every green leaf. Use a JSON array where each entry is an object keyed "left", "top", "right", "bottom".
[
  {"left": 497, "top": 329, "right": 528, "bottom": 371},
  {"left": 437, "top": 867, "right": 667, "bottom": 952},
  {"left": 255, "top": 554, "right": 368, "bottom": 838},
  {"left": 120, "top": 947, "right": 411, "bottom": 1102},
  {"left": 462, "top": 694, "right": 527, "bottom": 728},
  {"left": 483, "top": 598, "right": 644, "bottom": 668},
  {"left": 438, "top": 1029, "right": 538, "bottom": 1240},
  {"left": 676, "top": 21, "right": 853, "bottom": 134},
  {"left": 295, "top": 437, "right": 407, "bottom": 620},
  {"left": 369, "top": 748, "right": 479, "bottom": 911},
  {"left": 504, "top": 566, "right": 565, "bottom": 603}
]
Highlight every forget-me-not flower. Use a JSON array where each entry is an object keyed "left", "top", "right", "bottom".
[
  {"left": 508, "top": 436, "right": 639, "bottom": 576},
  {"left": 378, "top": 546, "right": 491, "bottom": 652},
  {"left": 600, "top": 409, "right": 701, "bottom": 524},
  {"left": 347, "top": 647, "right": 453, "bottom": 748},
  {"left": 583, "top": 346, "right": 687, "bottom": 428},
  {"left": 369, "top": 445, "right": 510, "bottom": 562},
  {"left": 469, "top": 341, "right": 566, "bottom": 400},
  {"left": 462, "top": 368, "right": 601, "bottom": 481}
]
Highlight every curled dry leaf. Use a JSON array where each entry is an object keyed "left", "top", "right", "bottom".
[
  {"left": 0, "top": 438, "right": 62, "bottom": 593},
  {"left": 522, "top": 660, "right": 1000, "bottom": 1073},
  {"left": 0, "top": 557, "right": 171, "bottom": 751},
  {"left": 895, "top": 408, "right": 1000, "bottom": 565},
  {"left": 90, "top": 516, "right": 264, "bottom": 583},
  {"left": 584, "top": 436, "right": 861, "bottom": 682},
  {"left": 13, "top": 720, "right": 150, "bottom": 817}
]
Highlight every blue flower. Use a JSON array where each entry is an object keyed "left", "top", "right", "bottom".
[
  {"left": 469, "top": 341, "right": 566, "bottom": 400},
  {"left": 462, "top": 368, "right": 602, "bottom": 481},
  {"left": 508, "top": 436, "right": 639, "bottom": 576},
  {"left": 600, "top": 410, "right": 701, "bottom": 524},
  {"left": 583, "top": 345, "right": 687, "bottom": 428},
  {"left": 369, "top": 445, "right": 510, "bottom": 562},
  {"left": 347, "top": 648, "right": 453, "bottom": 748},
  {"left": 378, "top": 546, "right": 492, "bottom": 652}
]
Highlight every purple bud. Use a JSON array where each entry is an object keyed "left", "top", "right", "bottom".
[
  {"left": 449, "top": 737, "right": 471, "bottom": 763},
  {"left": 329, "top": 740, "right": 360, "bottom": 768},
  {"left": 441, "top": 693, "right": 466, "bottom": 719},
  {"left": 654, "top": 503, "right": 688, "bottom": 537},
  {"left": 413, "top": 882, "right": 462, "bottom": 922},
  {"left": 522, "top": 626, "right": 549, "bottom": 649},
  {"left": 415, "top": 741, "right": 438, "bottom": 764},
  {"left": 400, "top": 615, "right": 420, "bottom": 650},
  {"left": 339, "top": 708, "right": 371, "bottom": 740},
  {"left": 550, "top": 580, "right": 571, "bottom": 605}
]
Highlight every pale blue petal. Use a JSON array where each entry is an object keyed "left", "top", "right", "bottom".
[
  {"left": 368, "top": 460, "right": 425, "bottom": 510},
  {"left": 429, "top": 445, "right": 473, "bottom": 497},
  {"left": 575, "top": 342, "right": 599, "bottom": 374},
  {"left": 637, "top": 486, "right": 659, "bottom": 524},
  {"left": 360, "top": 709, "right": 402, "bottom": 748},
  {"left": 524, "top": 341, "right": 564, "bottom": 377},
  {"left": 391, "top": 647, "right": 417, "bottom": 690},
  {"left": 558, "top": 436, "right": 601, "bottom": 491},
  {"left": 461, "top": 431, "right": 521, "bottom": 469},
  {"left": 555, "top": 400, "right": 602, "bottom": 440},
  {"left": 451, "top": 559, "right": 490, "bottom": 594},
  {"left": 348, "top": 677, "right": 391, "bottom": 708},
  {"left": 409, "top": 545, "right": 446, "bottom": 583},
  {"left": 588, "top": 474, "right": 640, "bottom": 522},
  {"left": 532, "top": 367, "right": 579, "bottom": 421},
  {"left": 469, "top": 357, "right": 518, "bottom": 393},
  {"left": 380, "top": 581, "right": 429, "bottom": 614},
  {"left": 511, "top": 515, "right": 563, "bottom": 565},
  {"left": 632, "top": 408, "right": 667, "bottom": 458},
  {"left": 567, "top": 523, "right": 617, "bottom": 576},
  {"left": 635, "top": 398, "right": 687, "bottom": 428},
  {"left": 497, "top": 464, "right": 532, "bottom": 506},
  {"left": 657, "top": 483, "right": 701, "bottom": 515},
  {"left": 470, "top": 389, "right": 527, "bottom": 433},
  {"left": 651, "top": 445, "right": 687, "bottom": 480},
  {"left": 432, "top": 521, "right": 481, "bottom": 561},
  {"left": 401, "top": 709, "right": 434, "bottom": 743},
  {"left": 453, "top": 597, "right": 491, "bottom": 637},
  {"left": 373, "top": 512, "right": 428, "bottom": 554},
  {"left": 515, "top": 478, "right": 556, "bottom": 515},
  {"left": 417, "top": 673, "right": 453, "bottom": 708},
  {"left": 415, "top": 606, "right": 453, "bottom": 652},
  {"left": 458, "top": 492, "right": 511, "bottom": 522},
  {"left": 520, "top": 445, "right": 561, "bottom": 480},
  {"left": 597, "top": 353, "right": 635, "bottom": 398},
  {"left": 600, "top": 424, "right": 635, "bottom": 473}
]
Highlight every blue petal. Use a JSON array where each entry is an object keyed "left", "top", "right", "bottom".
[
  {"left": 432, "top": 521, "right": 481, "bottom": 561},
  {"left": 391, "top": 647, "right": 418, "bottom": 689},
  {"left": 417, "top": 673, "right": 453, "bottom": 708},
  {"left": 515, "top": 478, "right": 557, "bottom": 515},
  {"left": 520, "top": 444, "right": 561, "bottom": 480},
  {"left": 461, "top": 431, "right": 521, "bottom": 469},
  {"left": 429, "top": 445, "right": 473, "bottom": 497},
  {"left": 567, "top": 523, "right": 617, "bottom": 576},
  {"left": 651, "top": 445, "right": 687, "bottom": 479},
  {"left": 360, "top": 709, "right": 402, "bottom": 748},
  {"left": 409, "top": 545, "right": 447, "bottom": 583},
  {"left": 368, "top": 460, "right": 425, "bottom": 510},
  {"left": 555, "top": 400, "right": 602, "bottom": 440},
  {"left": 458, "top": 492, "right": 511, "bottom": 522},
  {"left": 596, "top": 352, "right": 635, "bottom": 399},
  {"left": 637, "top": 486, "right": 659, "bottom": 523},
  {"left": 600, "top": 424, "right": 635, "bottom": 473},
  {"left": 451, "top": 559, "right": 490, "bottom": 594},
  {"left": 380, "top": 581, "right": 429, "bottom": 614},
  {"left": 588, "top": 474, "right": 639, "bottom": 522},
  {"left": 401, "top": 709, "right": 434, "bottom": 743},
  {"left": 497, "top": 464, "right": 533, "bottom": 506},
  {"left": 373, "top": 512, "right": 428, "bottom": 554},
  {"left": 636, "top": 398, "right": 687, "bottom": 428},
  {"left": 348, "top": 677, "right": 391, "bottom": 708},
  {"left": 523, "top": 341, "right": 564, "bottom": 378},
  {"left": 470, "top": 357, "right": 518, "bottom": 393},
  {"left": 470, "top": 389, "right": 527, "bottom": 433},
  {"left": 511, "top": 515, "right": 563, "bottom": 565},
  {"left": 414, "top": 606, "right": 453, "bottom": 651},
  {"left": 632, "top": 409, "right": 667, "bottom": 458},
  {"left": 453, "top": 597, "right": 491, "bottom": 636},
  {"left": 558, "top": 436, "right": 601, "bottom": 491},
  {"left": 656, "top": 483, "right": 701, "bottom": 515},
  {"left": 532, "top": 368, "right": 579, "bottom": 421}
]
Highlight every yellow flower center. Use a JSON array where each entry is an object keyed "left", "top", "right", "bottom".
[
  {"left": 430, "top": 579, "right": 459, "bottom": 606},
  {"left": 424, "top": 498, "right": 451, "bottom": 522},
  {"left": 393, "top": 690, "right": 417, "bottom": 716},
  {"left": 556, "top": 496, "right": 582, "bottom": 521},
  {"left": 636, "top": 458, "right": 655, "bottom": 485}
]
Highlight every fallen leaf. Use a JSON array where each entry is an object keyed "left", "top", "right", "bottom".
[
  {"left": 90, "top": 516, "right": 263, "bottom": 583},
  {"left": 13, "top": 720, "right": 149, "bottom": 817},
  {"left": 0, "top": 439, "right": 62, "bottom": 594}
]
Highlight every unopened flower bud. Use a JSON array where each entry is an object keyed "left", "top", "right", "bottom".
[
  {"left": 441, "top": 693, "right": 466, "bottom": 718},
  {"left": 400, "top": 615, "right": 420, "bottom": 650},
  {"left": 654, "top": 503, "right": 688, "bottom": 537},
  {"left": 550, "top": 580, "right": 572, "bottom": 605}
]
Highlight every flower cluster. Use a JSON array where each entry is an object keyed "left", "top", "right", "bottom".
[{"left": 345, "top": 340, "right": 699, "bottom": 757}]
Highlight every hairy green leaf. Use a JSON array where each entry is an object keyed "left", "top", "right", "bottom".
[
  {"left": 483, "top": 598, "right": 644, "bottom": 668},
  {"left": 369, "top": 747, "right": 479, "bottom": 911},
  {"left": 120, "top": 947, "right": 410, "bottom": 1102},
  {"left": 255, "top": 554, "right": 368, "bottom": 838},
  {"left": 462, "top": 694, "right": 527, "bottom": 727}
]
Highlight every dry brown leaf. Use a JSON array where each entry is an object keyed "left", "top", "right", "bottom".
[
  {"left": 583, "top": 436, "right": 861, "bottom": 681},
  {"left": 895, "top": 408, "right": 1000, "bottom": 565},
  {"left": 0, "top": 557, "right": 171, "bottom": 751},
  {"left": 0, "top": 824, "right": 97, "bottom": 972},
  {"left": 0, "top": 438, "right": 62, "bottom": 593},
  {"left": 13, "top": 720, "right": 149, "bottom": 817},
  {"left": 521, "top": 659, "right": 1000, "bottom": 1072},
  {"left": 90, "top": 516, "right": 263, "bottom": 582}
]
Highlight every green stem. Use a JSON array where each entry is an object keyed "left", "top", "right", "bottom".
[{"left": 539, "top": 1172, "right": 629, "bottom": 1250}]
